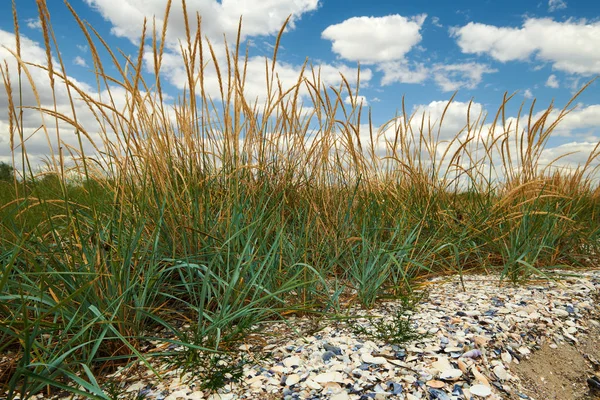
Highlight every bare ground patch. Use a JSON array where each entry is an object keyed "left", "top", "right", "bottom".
[{"left": 511, "top": 326, "right": 600, "bottom": 400}]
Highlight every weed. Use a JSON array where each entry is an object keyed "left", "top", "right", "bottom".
[
  {"left": 351, "top": 309, "right": 421, "bottom": 347},
  {"left": 164, "top": 346, "right": 251, "bottom": 393},
  {"left": 349, "top": 291, "right": 427, "bottom": 346}
]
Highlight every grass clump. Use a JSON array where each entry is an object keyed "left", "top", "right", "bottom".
[{"left": 0, "top": 0, "right": 599, "bottom": 398}]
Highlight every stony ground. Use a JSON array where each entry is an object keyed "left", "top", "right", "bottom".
[{"left": 47, "top": 270, "right": 600, "bottom": 399}]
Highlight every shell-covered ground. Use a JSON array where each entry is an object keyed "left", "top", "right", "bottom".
[{"left": 44, "top": 270, "right": 600, "bottom": 400}]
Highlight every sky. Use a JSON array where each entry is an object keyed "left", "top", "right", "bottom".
[{"left": 0, "top": 0, "right": 599, "bottom": 173}]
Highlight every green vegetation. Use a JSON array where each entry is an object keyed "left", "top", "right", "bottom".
[
  {"left": 1, "top": 1, "right": 599, "bottom": 398},
  {"left": 0, "top": 162, "right": 14, "bottom": 182},
  {"left": 350, "top": 292, "right": 425, "bottom": 346}
]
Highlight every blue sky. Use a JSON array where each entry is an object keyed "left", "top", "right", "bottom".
[{"left": 0, "top": 0, "right": 599, "bottom": 169}]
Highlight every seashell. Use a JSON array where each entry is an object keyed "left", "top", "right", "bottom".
[
  {"left": 285, "top": 374, "right": 300, "bottom": 386},
  {"left": 361, "top": 353, "right": 388, "bottom": 365},
  {"left": 493, "top": 365, "right": 508, "bottom": 381},
  {"left": 426, "top": 379, "right": 446, "bottom": 388},
  {"left": 440, "top": 368, "right": 463, "bottom": 381},
  {"left": 457, "top": 359, "right": 469, "bottom": 373},
  {"left": 470, "top": 384, "right": 492, "bottom": 397},
  {"left": 428, "top": 388, "right": 451, "bottom": 400},
  {"left": 472, "top": 366, "right": 490, "bottom": 386},
  {"left": 432, "top": 357, "right": 453, "bottom": 373},
  {"left": 283, "top": 356, "right": 301, "bottom": 368},
  {"left": 462, "top": 349, "right": 483, "bottom": 359}
]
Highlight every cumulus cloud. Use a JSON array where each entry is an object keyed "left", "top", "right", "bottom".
[
  {"left": 25, "top": 18, "right": 42, "bottom": 30},
  {"left": 0, "top": 29, "right": 156, "bottom": 170},
  {"left": 535, "top": 104, "right": 600, "bottom": 137},
  {"left": 339, "top": 100, "right": 600, "bottom": 179},
  {"left": 523, "top": 89, "right": 533, "bottom": 99},
  {"left": 73, "top": 56, "right": 88, "bottom": 67},
  {"left": 84, "top": 0, "right": 319, "bottom": 46},
  {"left": 432, "top": 63, "right": 497, "bottom": 92},
  {"left": 321, "top": 14, "right": 427, "bottom": 64},
  {"left": 451, "top": 18, "right": 600, "bottom": 75},
  {"left": 84, "top": 0, "right": 368, "bottom": 112},
  {"left": 539, "top": 141, "right": 600, "bottom": 173},
  {"left": 141, "top": 45, "right": 371, "bottom": 108},
  {"left": 546, "top": 74, "right": 559, "bottom": 88},
  {"left": 412, "top": 100, "right": 485, "bottom": 139},
  {"left": 379, "top": 61, "right": 496, "bottom": 91},
  {"left": 548, "top": 0, "right": 567, "bottom": 12},
  {"left": 403, "top": 101, "right": 600, "bottom": 174},
  {"left": 379, "top": 61, "right": 429, "bottom": 85},
  {"left": 344, "top": 95, "right": 368, "bottom": 106}
]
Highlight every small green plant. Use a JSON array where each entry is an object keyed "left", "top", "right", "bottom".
[
  {"left": 103, "top": 379, "right": 150, "bottom": 400},
  {"left": 349, "top": 291, "right": 427, "bottom": 346},
  {"left": 165, "top": 346, "right": 251, "bottom": 392},
  {"left": 351, "top": 310, "right": 421, "bottom": 346},
  {"left": 158, "top": 323, "right": 260, "bottom": 394}
]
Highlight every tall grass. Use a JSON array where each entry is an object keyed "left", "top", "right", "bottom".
[{"left": 1, "top": 1, "right": 600, "bottom": 397}]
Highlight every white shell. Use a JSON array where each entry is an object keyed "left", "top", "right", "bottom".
[{"left": 470, "top": 384, "right": 492, "bottom": 397}]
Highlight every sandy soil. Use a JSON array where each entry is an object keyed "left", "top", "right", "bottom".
[{"left": 512, "top": 327, "right": 600, "bottom": 400}]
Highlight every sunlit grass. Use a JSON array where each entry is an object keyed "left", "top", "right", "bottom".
[{"left": 1, "top": 1, "right": 599, "bottom": 398}]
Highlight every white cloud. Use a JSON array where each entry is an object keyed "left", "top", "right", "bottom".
[
  {"left": 566, "top": 76, "right": 583, "bottom": 92},
  {"left": 431, "top": 16, "right": 443, "bottom": 28},
  {"left": 432, "top": 63, "right": 497, "bottom": 92},
  {"left": 84, "top": 0, "right": 368, "bottom": 114},
  {"left": 412, "top": 100, "right": 485, "bottom": 139},
  {"left": 371, "top": 97, "right": 381, "bottom": 102},
  {"left": 0, "top": 29, "right": 157, "bottom": 170},
  {"left": 359, "top": 99, "right": 600, "bottom": 181},
  {"left": 25, "top": 18, "right": 42, "bottom": 30},
  {"left": 73, "top": 56, "right": 88, "bottom": 67},
  {"left": 524, "top": 89, "right": 533, "bottom": 99},
  {"left": 378, "top": 61, "right": 496, "bottom": 91},
  {"left": 84, "top": 0, "right": 319, "bottom": 46},
  {"left": 379, "top": 61, "right": 429, "bottom": 85},
  {"left": 142, "top": 44, "right": 372, "bottom": 108},
  {"left": 321, "top": 14, "right": 427, "bottom": 63},
  {"left": 451, "top": 18, "right": 600, "bottom": 75},
  {"left": 77, "top": 44, "right": 89, "bottom": 53},
  {"left": 540, "top": 141, "right": 600, "bottom": 172},
  {"left": 548, "top": 0, "right": 567, "bottom": 12},
  {"left": 538, "top": 104, "right": 600, "bottom": 137},
  {"left": 344, "top": 95, "right": 368, "bottom": 106},
  {"left": 546, "top": 74, "right": 559, "bottom": 88}
]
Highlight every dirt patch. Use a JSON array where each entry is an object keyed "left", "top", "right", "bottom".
[{"left": 511, "top": 327, "right": 600, "bottom": 400}]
